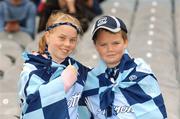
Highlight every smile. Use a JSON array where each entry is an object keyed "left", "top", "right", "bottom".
[
  {"left": 62, "top": 49, "right": 69, "bottom": 53},
  {"left": 107, "top": 54, "right": 116, "bottom": 57}
]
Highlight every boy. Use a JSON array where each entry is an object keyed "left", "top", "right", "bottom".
[{"left": 80, "top": 15, "right": 167, "bottom": 119}]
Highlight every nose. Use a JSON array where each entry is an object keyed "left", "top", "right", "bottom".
[
  {"left": 107, "top": 44, "right": 113, "bottom": 51},
  {"left": 64, "top": 39, "right": 71, "bottom": 47}
]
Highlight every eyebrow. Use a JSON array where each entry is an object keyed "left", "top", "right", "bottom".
[{"left": 59, "top": 33, "right": 77, "bottom": 39}]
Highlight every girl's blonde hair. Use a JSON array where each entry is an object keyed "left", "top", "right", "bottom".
[{"left": 38, "top": 11, "right": 82, "bottom": 54}]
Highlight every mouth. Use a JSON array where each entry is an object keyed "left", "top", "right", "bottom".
[
  {"left": 106, "top": 54, "right": 116, "bottom": 57},
  {"left": 61, "top": 49, "right": 69, "bottom": 54}
]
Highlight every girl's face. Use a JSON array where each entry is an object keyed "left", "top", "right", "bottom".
[
  {"left": 95, "top": 30, "right": 128, "bottom": 68},
  {"left": 45, "top": 25, "right": 78, "bottom": 63}
]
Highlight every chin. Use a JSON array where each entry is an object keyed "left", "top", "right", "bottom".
[
  {"left": 105, "top": 59, "right": 116, "bottom": 63},
  {"left": 106, "top": 61, "right": 116, "bottom": 64},
  {"left": 106, "top": 60, "right": 119, "bottom": 65}
]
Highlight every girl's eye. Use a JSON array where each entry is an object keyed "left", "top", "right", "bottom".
[
  {"left": 113, "top": 42, "right": 120, "bottom": 45},
  {"left": 59, "top": 36, "right": 65, "bottom": 40}
]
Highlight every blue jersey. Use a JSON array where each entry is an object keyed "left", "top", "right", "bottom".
[
  {"left": 18, "top": 52, "right": 89, "bottom": 119},
  {"left": 80, "top": 51, "right": 167, "bottom": 119}
]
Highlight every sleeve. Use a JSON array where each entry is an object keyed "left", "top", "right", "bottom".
[
  {"left": 18, "top": 63, "right": 67, "bottom": 115},
  {"left": 0, "top": 3, "right": 5, "bottom": 32},
  {"left": 78, "top": 95, "right": 94, "bottom": 119},
  {"left": 78, "top": 70, "right": 99, "bottom": 119},
  {"left": 20, "top": 3, "right": 36, "bottom": 38},
  {"left": 78, "top": 70, "right": 99, "bottom": 106}
]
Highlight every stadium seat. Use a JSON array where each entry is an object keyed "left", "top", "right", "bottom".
[
  {"left": 0, "top": 31, "right": 33, "bottom": 49},
  {"left": 0, "top": 92, "right": 20, "bottom": 118},
  {"left": 0, "top": 40, "right": 23, "bottom": 64},
  {"left": 0, "top": 53, "right": 13, "bottom": 80}
]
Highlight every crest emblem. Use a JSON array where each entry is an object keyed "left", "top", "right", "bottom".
[
  {"left": 97, "top": 17, "right": 107, "bottom": 26},
  {"left": 129, "top": 75, "right": 137, "bottom": 81}
]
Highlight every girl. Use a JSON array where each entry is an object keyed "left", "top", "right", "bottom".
[{"left": 18, "top": 11, "right": 89, "bottom": 119}]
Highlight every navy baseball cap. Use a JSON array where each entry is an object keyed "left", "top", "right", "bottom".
[{"left": 92, "top": 15, "right": 128, "bottom": 40}]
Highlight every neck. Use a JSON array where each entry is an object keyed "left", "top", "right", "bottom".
[
  {"left": 52, "top": 56, "right": 65, "bottom": 64},
  {"left": 107, "top": 62, "right": 120, "bottom": 68}
]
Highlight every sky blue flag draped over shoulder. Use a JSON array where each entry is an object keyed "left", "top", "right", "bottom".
[
  {"left": 18, "top": 52, "right": 89, "bottom": 119},
  {"left": 80, "top": 50, "right": 167, "bottom": 119}
]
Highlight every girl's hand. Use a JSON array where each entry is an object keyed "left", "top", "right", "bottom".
[{"left": 61, "top": 65, "right": 78, "bottom": 92}]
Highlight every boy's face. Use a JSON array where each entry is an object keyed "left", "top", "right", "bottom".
[{"left": 95, "top": 30, "right": 128, "bottom": 68}]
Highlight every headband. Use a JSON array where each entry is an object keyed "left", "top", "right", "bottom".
[{"left": 45, "top": 22, "right": 81, "bottom": 34}]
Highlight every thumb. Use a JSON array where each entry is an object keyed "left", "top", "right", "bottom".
[{"left": 61, "top": 65, "right": 78, "bottom": 92}]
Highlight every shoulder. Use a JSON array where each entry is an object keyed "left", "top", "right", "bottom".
[
  {"left": 28, "top": 1, "right": 36, "bottom": 8},
  {"left": 69, "top": 57, "right": 90, "bottom": 71},
  {"left": 25, "top": 1, "right": 36, "bottom": 11},
  {"left": 21, "top": 51, "right": 39, "bottom": 71},
  {"left": 134, "top": 58, "right": 153, "bottom": 74},
  {"left": 22, "top": 62, "right": 37, "bottom": 73},
  {"left": 0, "top": 1, "right": 6, "bottom": 9},
  {"left": 20, "top": 62, "right": 37, "bottom": 81},
  {"left": 22, "top": 52, "right": 52, "bottom": 69}
]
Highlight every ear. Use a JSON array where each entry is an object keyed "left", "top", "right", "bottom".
[
  {"left": 94, "top": 42, "right": 99, "bottom": 50},
  {"left": 44, "top": 31, "right": 50, "bottom": 45},
  {"left": 124, "top": 39, "right": 128, "bottom": 49}
]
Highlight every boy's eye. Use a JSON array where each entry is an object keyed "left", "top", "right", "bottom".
[{"left": 100, "top": 43, "right": 106, "bottom": 46}]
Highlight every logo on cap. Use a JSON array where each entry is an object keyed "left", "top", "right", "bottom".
[{"left": 97, "top": 17, "right": 107, "bottom": 26}]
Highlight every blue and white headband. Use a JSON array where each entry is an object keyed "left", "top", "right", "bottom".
[{"left": 45, "top": 22, "right": 81, "bottom": 34}]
